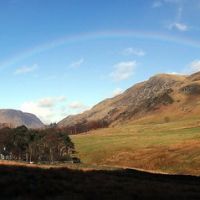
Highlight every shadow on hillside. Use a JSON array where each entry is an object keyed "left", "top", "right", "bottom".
[{"left": 0, "top": 165, "right": 200, "bottom": 200}]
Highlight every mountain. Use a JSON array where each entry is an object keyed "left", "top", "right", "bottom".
[
  {"left": 58, "top": 72, "right": 200, "bottom": 132},
  {"left": 0, "top": 109, "right": 44, "bottom": 129}
]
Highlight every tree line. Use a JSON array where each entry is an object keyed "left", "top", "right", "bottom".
[
  {"left": 59, "top": 119, "right": 109, "bottom": 135},
  {"left": 0, "top": 126, "right": 76, "bottom": 163}
]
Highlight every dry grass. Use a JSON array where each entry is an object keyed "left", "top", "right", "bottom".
[
  {"left": 71, "top": 117, "right": 200, "bottom": 175},
  {"left": 0, "top": 163, "right": 200, "bottom": 199}
]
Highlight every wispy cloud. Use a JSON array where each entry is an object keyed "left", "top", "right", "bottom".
[
  {"left": 153, "top": 0, "right": 189, "bottom": 32},
  {"left": 167, "top": 22, "right": 188, "bottom": 31},
  {"left": 68, "top": 101, "right": 88, "bottom": 110},
  {"left": 122, "top": 48, "right": 146, "bottom": 56},
  {"left": 167, "top": 71, "right": 183, "bottom": 75},
  {"left": 153, "top": 0, "right": 182, "bottom": 6},
  {"left": 70, "top": 58, "right": 84, "bottom": 68},
  {"left": 112, "top": 88, "right": 124, "bottom": 97},
  {"left": 14, "top": 64, "right": 38, "bottom": 75},
  {"left": 177, "top": 6, "right": 183, "bottom": 21},
  {"left": 166, "top": 4, "right": 189, "bottom": 31},
  {"left": 152, "top": 0, "right": 181, "bottom": 8},
  {"left": 37, "top": 96, "right": 67, "bottom": 108},
  {"left": 168, "top": 59, "right": 200, "bottom": 75},
  {"left": 188, "top": 60, "right": 200, "bottom": 73},
  {"left": 68, "top": 101, "right": 89, "bottom": 115},
  {"left": 110, "top": 61, "right": 137, "bottom": 81}
]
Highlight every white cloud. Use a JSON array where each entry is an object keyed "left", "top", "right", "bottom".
[
  {"left": 68, "top": 101, "right": 89, "bottom": 115},
  {"left": 110, "top": 61, "right": 137, "bottom": 81},
  {"left": 167, "top": 71, "right": 183, "bottom": 75},
  {"left": 20, "top": 96, "right": 67, "bottom": 124},
  {"left": 155, "top": 0, "right": 189, "bottom": 32},
  {"left": 189, "top": 60, "right": 200, "bottom": 73},
  {"left": 38, "top": 96, "right": 67, "bottom": 108},
  {"left": 168, "top": 60, "right": 200, "bottom": 75},
  {"left": 168, "top": 22, "right": 188, "bottom": 31},
  {"left": 21, "top": 101, "right": 53, "bottom": 124},
  {"left": 122, "top": 48, "right": 146, "bottom": 56},
  {"left": 70, "top": 58, "right": 84, "bottom": 68},
  {"left": 57, "top": 96, "right": 67, "bottom": 101},
  {"left": 169, "top": 72, "right": 179, "bottom": 75},
  {"left": 14, "top": 64, "right": 38, "bottom": 75},
  {"left": 68, "top": 101, "right": 88, "bottom": 110},
  {"left": 112, "top": 88, "right": 124, "bottom": 97},
  {"left": 20, "top": 97, "right": 90, "bottom": 123}
]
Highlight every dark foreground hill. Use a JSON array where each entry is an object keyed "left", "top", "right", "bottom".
[
  {"left": 1, "top": 163, "right": 200, "bottom": 200},
  {"left": 58, "top": 71, "right": 200, "bottom": 132},
  {"left": 0, "top": 109, "right": 44, "bottom": 129}
]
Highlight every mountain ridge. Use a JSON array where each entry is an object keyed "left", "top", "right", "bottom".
[
  {"left": 0, "top": 109, "right": 44, "bottom": 129},
  {"left": 58, "top": 72, "right": 200, "bottom": 132}
]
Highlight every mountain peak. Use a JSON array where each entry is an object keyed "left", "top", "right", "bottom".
[
  {"left": 0, "top": 109, "right": 44, "bottom": 129},
  {"left": 58, "top": 71, "right": 200, "bottom": 133}
]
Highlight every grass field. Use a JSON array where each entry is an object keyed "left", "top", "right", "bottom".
[{"left": 71, "top": 117, "right": 200, "bottom": 175}]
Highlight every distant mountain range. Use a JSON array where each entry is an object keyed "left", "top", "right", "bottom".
[
  {"left": 0, "top": 109, "right": 44, "bottom": 129},
  {"left": 2, "top": 71, "right": 200, "bottom": 131},
  {"left": 58, "top": 71, "right": 200, "bottom": 132}
]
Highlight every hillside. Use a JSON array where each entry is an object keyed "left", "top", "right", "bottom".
[
  {"left": 67, "top": 71, "right": 200, "bottom": 175},
  {"left": 71, "top": 117, "right": 200, "bottom": 175},
  {"left": 0, "top": 109, "right": 44, "bottom": 129},
  {"left": 58, "top": 72, "right": 200, "bottom": 131}
]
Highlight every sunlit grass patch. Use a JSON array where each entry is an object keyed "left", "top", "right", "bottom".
[{"left": 71, "top": 117, "right": 200, "bottom": 175}]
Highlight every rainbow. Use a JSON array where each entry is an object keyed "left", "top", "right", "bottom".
[{"left": 1, "top": 30, "right": 200, "bottom": 69}]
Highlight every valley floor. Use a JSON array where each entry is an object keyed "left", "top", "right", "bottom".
[
  {"left": 1, "top": 117, "right": 200, "bottom": 199},
  {"left": 71, "top": 117, "right": 200, "bottom": 175}
]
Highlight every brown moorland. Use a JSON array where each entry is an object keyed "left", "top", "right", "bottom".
[{"left": 0, "top": 161, "right": 200, "bottom": 200}]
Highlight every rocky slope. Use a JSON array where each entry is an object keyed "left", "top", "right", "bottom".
[
  {"left": 0, "top": 109, "right": 44, "bottom": 129},
  {"left": 58, "top": 72, "right": 200, "bottom": 131}
]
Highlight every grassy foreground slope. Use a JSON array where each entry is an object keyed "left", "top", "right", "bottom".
[
  {"left": 71, "top": 117, "right": 200, "bottom": 175},
  {"left": 1, "top": 163, "right": 200, "bottom": 199}
]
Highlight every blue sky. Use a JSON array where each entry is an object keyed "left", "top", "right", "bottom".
[{"left": 0, "top": 0, "right": 200, "bottom": 123}]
